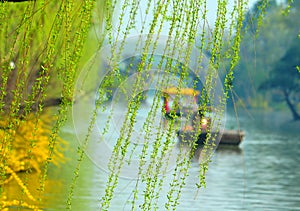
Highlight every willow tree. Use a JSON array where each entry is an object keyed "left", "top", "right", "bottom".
[
  {"left": 0, "top": 0, "right": 275, "bottom": 210},
  {"left": 0, "top": 0, "right": 98, "bottom": 209}
]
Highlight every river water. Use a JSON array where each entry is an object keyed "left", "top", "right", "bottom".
[
  {"left": 43, "top": 105, "right": 300, "bottom": 211},
  {"left": 44, "top": 1, "right": 299, "bottom": 209}
]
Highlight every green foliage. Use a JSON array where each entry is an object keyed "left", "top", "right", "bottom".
[
  {"left": 259, "top": 38, "right": 300, "bottom": 120},
  {"left": 231, "top": 0, "right": 300, "bottom": 110},
  {"left": 0, "top": 0, "right": 98, "bottom": 209},
  {"left": 0, "top": 0, "right": 275, "bottom": 210}
]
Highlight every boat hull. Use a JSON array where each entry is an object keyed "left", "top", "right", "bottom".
[{"left": 177, "top": 130, "right": 245, "bottom": 146}]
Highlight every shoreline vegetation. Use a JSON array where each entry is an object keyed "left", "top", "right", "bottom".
[{"left": 0, "top": 111, "right": 67, "bottom": 210}]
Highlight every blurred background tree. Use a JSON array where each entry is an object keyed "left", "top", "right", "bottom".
[
  {"left": 259, "top": 38, "right": 300, "bottom": 120},
  {"left": 226, "top": 0, "right": 300, "bottom": 120}
]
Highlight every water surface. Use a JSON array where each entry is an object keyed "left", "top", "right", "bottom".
[{"left": 46, "top": 109, "right": 300, "bottom": 211}]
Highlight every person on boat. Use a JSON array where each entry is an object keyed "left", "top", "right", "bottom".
[
  {"left": 163, "top": 95, "right": 181, "bottom": 120},
  {"left": 190, "top": 106, "right": 210, "bottom": 132}
]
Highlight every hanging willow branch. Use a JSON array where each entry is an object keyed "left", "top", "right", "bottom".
[
  {"left": 0, "top": 0, "right": 276, "bottom": 210},
  {"left": 1, "top": 0, "right": 34, "bottom": 2}
]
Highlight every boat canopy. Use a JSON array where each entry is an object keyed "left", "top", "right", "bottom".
[{"left": 162, "top": 87, "right": 200, "bottom": 96}]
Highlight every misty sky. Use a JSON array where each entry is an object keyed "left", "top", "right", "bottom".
[
  {"left": 206, "top": 0, "right": 257, "bottom": 25},
  {"left": 112, "top": 0, "right": 286, "bottom": 38}
]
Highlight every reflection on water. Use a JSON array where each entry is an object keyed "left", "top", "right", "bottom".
[{"left": 45, "top": 110, "right": 300, "bottom": 211}]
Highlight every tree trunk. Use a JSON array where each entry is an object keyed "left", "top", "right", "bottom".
[{"left": 283, "top": 90, "right": 300, "bottom": 121}]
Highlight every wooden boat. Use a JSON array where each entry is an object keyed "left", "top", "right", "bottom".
[
  {"left": 177, "top": 129, "right": 245, "bottom": 146},
  {"left": 219, "top": 130, "right": 245, "bottom": 145},
  {"left": 162, "top": 87, "right": 245, "bottom": 147}
]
